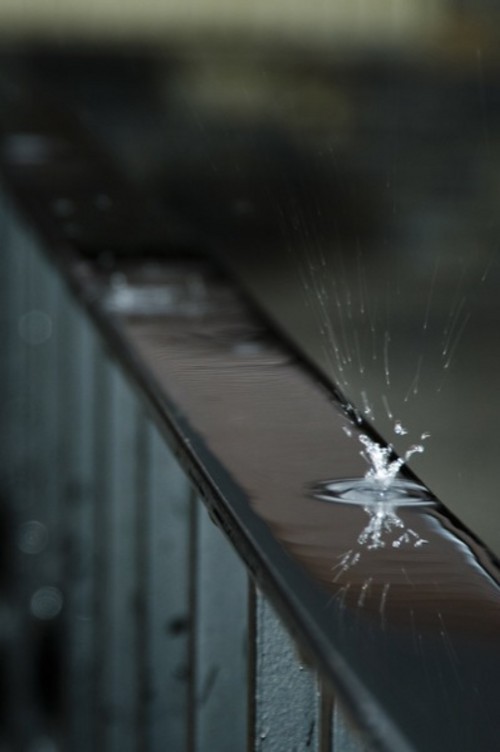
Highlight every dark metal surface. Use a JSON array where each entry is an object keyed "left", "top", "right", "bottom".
[{"left": 2, "top": 83, "right": 500, "bottom": 752}]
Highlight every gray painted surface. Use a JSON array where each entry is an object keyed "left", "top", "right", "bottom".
[
  {"left": 99, "top": 363, "right": 140, "bottom": 751},
  {"left": 192, "top": 501, "right": 249, "bottom": 752},
  {"left": 60, "top": 299, "right": 97, "bottom": 752},
  {"left": 146, "top": 421, "right": 192, "bottom": 751},
  {"left": 253, "top": 592, "right": 319, "bottom": 752},
  {"left": 0, "top": 195, "right": 38, "bottom": 746},
  {"left": 332, "top": 701, "right": 371, "bottom": 752}
]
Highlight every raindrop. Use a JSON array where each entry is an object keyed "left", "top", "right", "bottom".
[
  {"left": 383, "top": 331, "right": 391, "bottom": 386},
  {"left": 361, "top": 390, "right": 374, "bottom": 420},
  {"left": 382, "top": 394, "right": 393, "bottom": 420}
]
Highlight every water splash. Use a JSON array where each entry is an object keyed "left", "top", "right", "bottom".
[
  {"left": 357, "top": 500, "right": 428, "bottom": 550},
  {"left": 320, "top": 418, "right": 432, "bottom": 504},
  {"left": 313, "top": 423, "right": 434, "bottom": 560},
  {"left": 359, "top": 434, "right": 424, "bottom": 492}
]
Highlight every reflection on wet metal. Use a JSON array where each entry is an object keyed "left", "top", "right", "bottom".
[
  {"left": 312, "top": 477, "right": 434, "bottom": 507},
  {"left": 103, "top": 269, "right": 214, "bottom": 317}
]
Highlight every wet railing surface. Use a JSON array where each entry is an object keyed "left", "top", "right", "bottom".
[{"left": 2, "top": 84, "right": 500, "bottom": 752}]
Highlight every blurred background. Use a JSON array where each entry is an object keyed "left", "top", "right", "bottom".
[{"left": 2, "top": 2, "right": 500, "bottom": 547}]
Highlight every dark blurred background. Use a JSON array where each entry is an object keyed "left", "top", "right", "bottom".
[{"left": 2, "top": 3, "right": 500, "bottom": 746}]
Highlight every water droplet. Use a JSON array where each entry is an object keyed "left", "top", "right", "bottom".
[
  {"left": 394, "top": 421, "right": 408, "bottom": 436},
  {"left": 18, "top": 311, "right": 52, "bottom": 345},
  {"left": 405, "top": 444, "right": 424, "bottom": 461},
  {"left": 359, "top": 434, "right": 405, "bottom": 490},
  {"left": 30, "top": 586, "right": 63, "bottom": 620}
]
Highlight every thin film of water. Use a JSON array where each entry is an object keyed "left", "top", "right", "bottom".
[{"left": 297, "top": 244, "right": 499, "bottom": 635}]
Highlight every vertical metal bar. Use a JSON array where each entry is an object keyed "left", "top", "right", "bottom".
[
  {"left": 332, "top": 700, "right": 370, "bottom": 752},
  {"left": 27, "top": 250, "right": 61, "bottom": 578},
  {"left": 1, "top": 204, "right": 42, "bottom": 514},
  {"left": 28, "top": 251, "right": 66, "bottom": 744},
  {"left": 92, "top": 344, "right": 112, "bottom": 751},
  {"left": 99, "top": 366, "right": 140, "bottom": 751},
  {"left": 145, "top": 422, "right": 192, "bottom": 752},
  {"left": 251, "top": 590, "right": 319, "bottom": 752},
  {"left": 191, "top": 502, "right": 248, "bottom": 752},
  {"left": 0, "top": 195, "right": 29, "bottom": 499},
  {"left": 135, "top": 412, "right": 151, "bottom": 752},
  {"left": 16, "top": 215, "right": 62, "bottom": 746},
  {"left": 0, "top": 193, "right": 38, "bottom": 748},
  {"left": 60, "top": 299, "right": 98, "bottom": 752},
  {"left": 319, "top": 680, "right": 333, "bottom": 752},
  {"left": 187, "top": 488, "right": 199, "bottom": 752}
]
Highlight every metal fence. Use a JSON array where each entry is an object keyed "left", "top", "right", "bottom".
[{"left": 0, "top": 189, "right": 366, "bottom": 751}]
